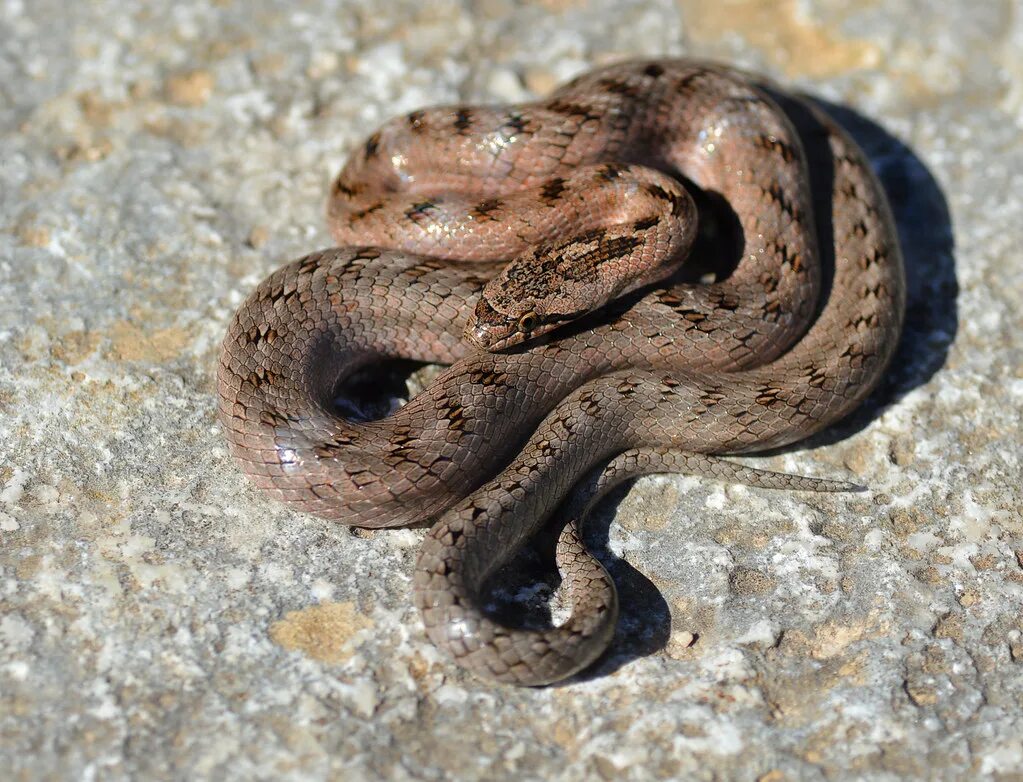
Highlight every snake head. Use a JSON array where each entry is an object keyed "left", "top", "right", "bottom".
[
  {"left": 463, "top": 249, "right": 628, "bottom": 351},
  {"left": 464, "top": 216, "right": 692, "bottom": 351},
  {"left": 464, "top": 296, "right": 564, "bottom": 351}
]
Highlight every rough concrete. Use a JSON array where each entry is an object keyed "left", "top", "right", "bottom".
[{"left": 1, "top": 0, "right": 1021, "bottom": 779}]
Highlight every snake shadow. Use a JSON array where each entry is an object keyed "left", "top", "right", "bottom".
[{"left": 488, "top": 95, "right": 958, "bottom": 683}]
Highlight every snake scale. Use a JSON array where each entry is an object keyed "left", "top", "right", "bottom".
[{"left": 217, "top": 59, "right": 905, "bottom": 685}]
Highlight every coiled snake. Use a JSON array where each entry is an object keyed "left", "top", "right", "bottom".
[{"left": 217, "top": 60, "right": 905, "bottom": 685}]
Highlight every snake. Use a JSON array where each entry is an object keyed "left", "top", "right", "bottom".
[{"left": 216, "top": 59, "right": 906, "bottom": 686}]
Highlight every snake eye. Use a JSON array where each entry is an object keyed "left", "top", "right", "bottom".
[{"left": 517, "top": 311, "right": 538, "bottom": 333}]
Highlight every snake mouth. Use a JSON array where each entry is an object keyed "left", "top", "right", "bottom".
[{"left": 465, "top": 318, "right": 581, "bottom": 353}]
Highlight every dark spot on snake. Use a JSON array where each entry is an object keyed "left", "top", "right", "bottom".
[
  {"left": 313, "top": 442, "right": 346, "bottom": 459},
  {"left": 471, "top": 199, "right": 504, "bottom": 220},
  {"left": 246, "top": 367, "right": 277, "bottom": 388},
  {"left": 598, "top": 162, "right": 624, "bottom": 180},
  {"left": 643, "top": 63, "right": 665, "bottom": 79},
  {"left": 407, "top": 110, "right": 427, "bottom": 132},
  {"left": 840, "top": 342, "right": 865, "bottom": 359},
  {"left": 349, "top": 471, "right": 380, "bottom": 489},
  {"left": 390, "top": 426, "right": 415, "bottom": 448},
  {"left": 540, "top": 177, "right": 567, "bottom": 205},
  {"left": 445, "top": 402, "right": 468, "bottom": 432},
  {"left": 859, "top": 246, "right": 886, "bottom": 270},
  {"left": 468, "top": 366, "right": 508, "bottom": 386},
  {"left": 364, "top": 132, "right": 381, "bottom": 158},
  {"left": 573, "top": 227, "right": 609, "bottom": 245},
  {"left": 406, "top": 200, "right": 438, "bottom": 221},
  {"left": 444, "top": 526, "right": 465, "bottom": 546},
  {"left": 675, "top": 68, "right": 709, "bottom": 93},
  {"left": 259, "top": 408, "right": 290, "bottom": 427},
  {"left": 546, "top": 99, "right": 599, "bottom": 120},
  {"left": 262, "top": 283, "right": 299, "bottom": 306},
  {"left": 721, "top": 94, "right": 770, "bottom": 111},
  {"left": 616, "top": 379, "right": 640, "bottom": 396},
  {"left": 382, "top": 431, "right": 416, "bottom": 464},
  {"left": 632, "top": 215, "right": 659, "bottom": 231},
  {"left": 427, "top": 454, "right": 453, "bottom": 472},
  {"left": 556, "top": 233, "right": 642, "bottom": 278},
  {"left": 773, "top": 241, "right": 803, "bottom": 274},
  {"left": 700, "top": 390, "right": 726, "bottom": 407},
  {"left": 644, "top": 183, "right": 687, "bottom": 217},
  {"left": 296, "top": 253, "right": 324, "bottom": 275},
  {"left": 243, "top": 324, "right": 276, "bottom": 345},
  {"left": 352, "top": 202, "right": 384, "bottom": 220},
  {"left": 454, "top": 108, "right": 473, "bottom": 134},
  {"left": 800, "top": 364, "right": 826, "bottom": 388},
  {"left": 333, "top": 178, "right": 358, "bottom": 198},
  {"left": 554, "top": 415, "right": 577, "bottom": 436},
  {"left": 765, "top": 182, "right": 798, "bottom": 217},
  {"left": 504, "top": 112, "right": 528, "bottom": 134},
  {"left": 342, "top": 247, "right": 383, "bottom": 270},
  {"left": 848, "top": 313, "right": 879, "bottom": 330},
  {"left": 598, "top": 77, "right": 642, "bottom": 98},
  {"left": 754, "top": 134, "right": 797, "bottom": 163},
  {"left": 536, "top": 438, "right": 558, "bottom": 457},
  {"left": 657, "top": 291, "right": 684, "bottom": 309},
  {"left": 406, "top": 258, "right": 447, "bottom": 279},
  {"left": 708, "top": 290, "right": 741, "bottom": 311},
  {"left": 759, "top": 271, "right": 780, "bottom": 294}
]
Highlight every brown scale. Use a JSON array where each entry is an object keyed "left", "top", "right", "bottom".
[{"left": 217, "top": 59, "right": 905, "bottom": 686}]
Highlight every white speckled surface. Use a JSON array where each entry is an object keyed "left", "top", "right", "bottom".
[{"left": 1, "top": 1, "right": 1021, "bottom": 779}]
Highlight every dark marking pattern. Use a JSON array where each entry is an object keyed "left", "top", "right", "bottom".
[
  {"left": 454, "top": 109, "right": 473, "bottom": 134},
  {"left": 408, "top": 110, "right": 427, "bottom": 132},
  {"left": 471, "top": 199, "right": 503, "bottom": 221},
  {"left": 540, "top": 177, "right": 568, "bottom": 205},
  {"left": 364, "top": 132, "right": 381, "bottom": 158}
]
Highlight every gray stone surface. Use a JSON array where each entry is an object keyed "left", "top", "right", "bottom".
[{"left": 1, "top": 0, "right": 1021, "bottom": 779}]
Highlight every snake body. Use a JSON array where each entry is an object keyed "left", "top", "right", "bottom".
[{"left": 217, "top": 60, "right": 905, "bottom": 685}]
